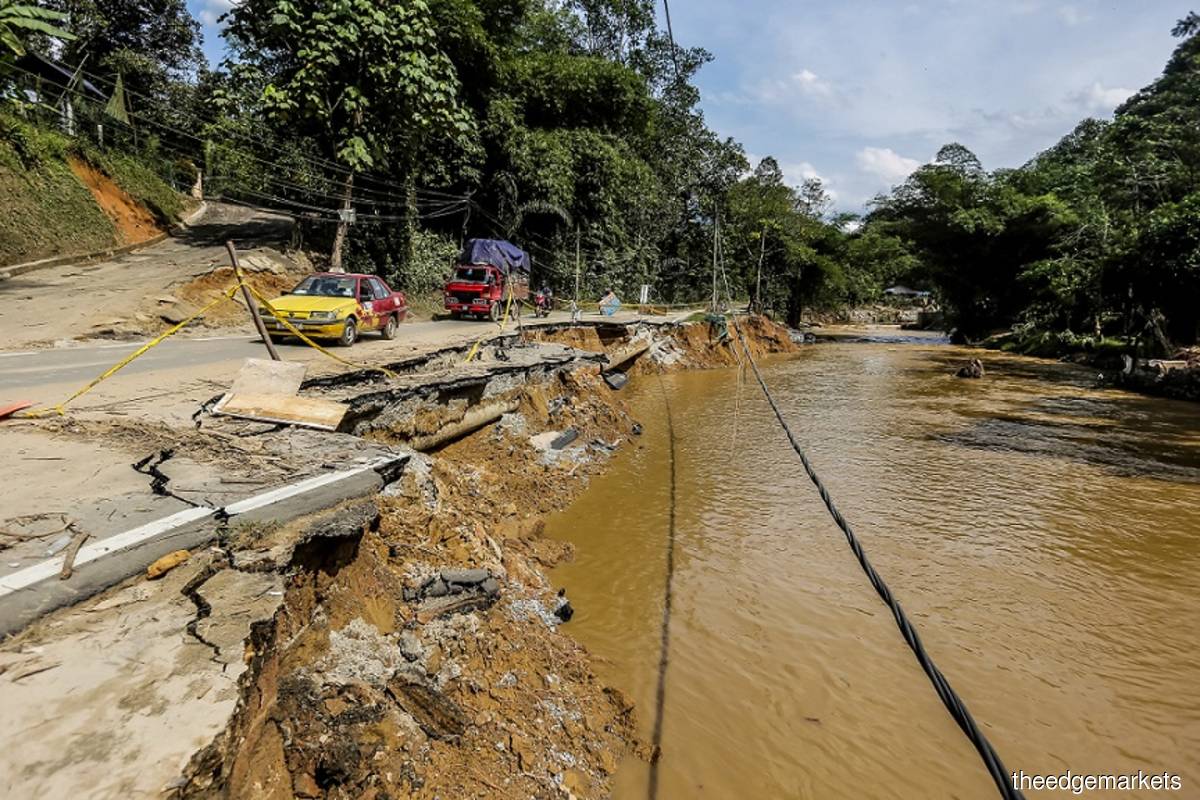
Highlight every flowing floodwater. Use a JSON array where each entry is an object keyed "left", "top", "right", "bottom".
[{"left": 548, "top": 330, "right": 1200, "bottom": 799}]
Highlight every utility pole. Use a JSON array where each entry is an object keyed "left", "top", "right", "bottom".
[
  {"left": 226, "top": 241, "right": 280, "bottom": 361},
  {"left": 573, "top": 228, "right": 581, "bottom": 323},
  {"left": 754, "top": 228, "right": 766, "bottom": 314},
  {"left": 330, "top": 172, "right": 354, "bottom": 272},
  {"left": 711, "top": 209, "right": 720, "bottom": 312}
]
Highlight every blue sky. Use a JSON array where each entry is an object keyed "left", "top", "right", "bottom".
[{"left": 188, "top": 0, "right": 1183, "bottom": 211}]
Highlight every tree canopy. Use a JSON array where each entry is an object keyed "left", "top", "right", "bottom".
[{"left": 3, "top": 2, "right": 1198, "bottom": 350}]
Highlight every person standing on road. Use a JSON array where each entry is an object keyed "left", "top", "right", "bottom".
[{"left": 599, "top": 289, "right": 620, "bottom": 316}]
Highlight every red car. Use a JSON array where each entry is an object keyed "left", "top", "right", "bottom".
[{"left": 261, "top": 273, "right": 409, "bottom": 346}]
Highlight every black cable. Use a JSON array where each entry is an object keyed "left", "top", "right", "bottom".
[
  {"left": 647, "top": 372, "right": 678, "bottom": 800},
  {"left": 730, "top": 320, "right": 1025, "bottom": 800},
  {"left": 5, "top": 60, "right": 471, "bottom": 205},
  {"left": 661, "top": 0, "right": 682, "bottom": 85},
  {"left": 39, "top": 57, "right": 471, "bottom": 201}
]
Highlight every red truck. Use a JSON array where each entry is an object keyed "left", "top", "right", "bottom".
[{"left": 443, "top": 239, "right": 531, "bottom": 321}]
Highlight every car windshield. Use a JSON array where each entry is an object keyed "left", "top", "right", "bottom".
[
  {"left": 291, "top": 276, "right": 357, "bottom": 297},
  {"left": 455, "top": 267, "right": 491, "bottom": 283}
]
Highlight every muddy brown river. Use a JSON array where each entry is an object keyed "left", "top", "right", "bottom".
[{"left": 549, "top": 330, "right": 1200, "bottom": 799}]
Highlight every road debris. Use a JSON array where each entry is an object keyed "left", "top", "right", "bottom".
[
  {"left": 57, "top": 527, "right": 89, "bottom": 581},
  {"left": 0, "top": 314, "right": 802, "bottom": 800},
  {"left": 147, "top": 549, "right": 190, "bottom": 579}
]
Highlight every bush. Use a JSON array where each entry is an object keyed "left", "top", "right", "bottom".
[{"left": 389, "top": 228, "right": 459, "bottom": 295}]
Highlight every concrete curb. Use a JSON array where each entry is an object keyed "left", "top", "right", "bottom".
[
  {"left": 0, "top": 450, "right": 406, "bottom": 638},
  {"left": 0, "top": 201, "right": 209, "bottom": 280}
]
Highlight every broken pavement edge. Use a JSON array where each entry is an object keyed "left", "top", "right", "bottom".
[{"left": 0, "top": 452, "right": 408, "bottom": 638}]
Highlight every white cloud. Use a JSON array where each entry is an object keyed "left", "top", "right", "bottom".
[
  {"left": 780, "top": 160, "right": 822, "bottom": 183},
  {"left": 744, "top": 68, "right": 834, "bottom": 104},
  {"left": 792, "top": 69, "right": 833, "bottom": 97},
  {"left": 855, "top": 147, "right": 922, "bottom": 183},
  {"left": 782, "top": 160, "right": 839, "bottom": 201},
  {"left": 198, "top": 0, "right": 234, "bottom": 28},
  {"left": 1070, "top": 81, "right": 1135, "bottom": 112}
]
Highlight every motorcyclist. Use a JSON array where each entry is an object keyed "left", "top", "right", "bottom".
[{"left": 537, "top": 284, "right": 554, "bottom": 315}]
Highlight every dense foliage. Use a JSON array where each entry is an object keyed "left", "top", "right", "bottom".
[
  {"left": 866, "top": 22, "right": 1200, "bottom": 347},
  {"left": 2, "top": 2, "right": 1198, "bottom": 349}
]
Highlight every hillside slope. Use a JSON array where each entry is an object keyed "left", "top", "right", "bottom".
[{"left": 0, "top": 115, "right": 192, "bottom": 267}]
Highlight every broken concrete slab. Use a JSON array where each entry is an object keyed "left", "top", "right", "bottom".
[
  {"left": 228, "top": 357, "right": 307, "bottom": 396},
  {"left": 0, "top": 553, "right": 275, "bottom": 800},
  {"left": 0, "top": 453, "right": 407, "bottom": 638}
]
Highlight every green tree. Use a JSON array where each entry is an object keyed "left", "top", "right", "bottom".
[
  {"left": 0, "top": 0, "right": 73, "bottom": 57},
  {"left": 227, "top": 0, "right": 474, "bottom": 270},
  {"left": 47, "top": 0, "right": 202, "bottom": 100}
]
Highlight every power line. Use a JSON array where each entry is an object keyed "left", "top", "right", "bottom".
[
  {"left": 661, "top": 0, "right": 682, "bottom": 85},
  {"left": 48, "top": 57, "right": 470, "bottom": 201},
  {"left": 5, "top": 59, "right": 472, "bottom": 206}
]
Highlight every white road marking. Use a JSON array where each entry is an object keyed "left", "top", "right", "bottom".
[
  {"left": 0, "top": 455, "right": 403, "bottom": 598},
  {"left": 0, "top": 507, "right": 211, "bottom": 596}
]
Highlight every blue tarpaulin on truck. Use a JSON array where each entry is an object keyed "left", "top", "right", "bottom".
[{"left": 458, "top": 239, "right": 531, "bottom": 274}]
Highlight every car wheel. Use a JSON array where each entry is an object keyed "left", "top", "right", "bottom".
[
  {"left": 338, "top": 317, "right": 358, "bottom": 347},
  {"left": 268, "top": 334, "right": 286, "bottom": 344},
  {"left": 488, "top": 303, "right": 500, "bottom": 323},
  {"left": 381, "top": 314, "right": 398, "bottom": 340}
]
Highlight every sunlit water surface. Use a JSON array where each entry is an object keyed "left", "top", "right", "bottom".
[{"left": 548, "top": 331, "right": 1200, "bottom": 799}]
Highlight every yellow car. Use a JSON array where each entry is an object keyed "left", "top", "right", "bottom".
[{"left": 258, "top": 273, "right": 409, "bottom": 346}]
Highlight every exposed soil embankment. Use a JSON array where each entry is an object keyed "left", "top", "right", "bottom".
[
  {"left": 67, "top": 156, "right": 164, "bottom": 247},
  {"left": 175, "top": 318, "right": 798, "bottom": 800},
  {"left": 0, "top": 115, "right": 192, "bottom": 267},
  {"left": 1, "top": 317, "right": 799, "bottom": 800}
]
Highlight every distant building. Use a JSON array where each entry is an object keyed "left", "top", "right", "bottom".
[{"left": 883, "top": 285, "right": 931, "bottom": 298}]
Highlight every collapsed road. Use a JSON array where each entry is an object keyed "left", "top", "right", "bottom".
[{"left": 0, "top": 312, "right": 800, "bottom": 799}]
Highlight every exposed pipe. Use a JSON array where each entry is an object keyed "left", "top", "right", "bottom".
[{"left": 408, "top": 399, "right": 519, "bottom": 451}]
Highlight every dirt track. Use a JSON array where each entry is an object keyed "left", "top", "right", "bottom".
[{"left": 0, "top": 202, "right": 294, "bottom": 350}]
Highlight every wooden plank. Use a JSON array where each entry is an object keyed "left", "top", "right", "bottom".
[
  {"left": 213, "top": 392, "right": 347, "bottom": 431},
  {"left": 229, "top": 358, "right": 306, "bottom": 396}
]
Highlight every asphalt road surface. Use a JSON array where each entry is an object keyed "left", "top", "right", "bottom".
[{"left": 0, "top": 310, "right": 666, "bottom": 396}]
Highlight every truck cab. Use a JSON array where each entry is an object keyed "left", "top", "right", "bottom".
[{"left": 443, "top": 261, "right": 529, "bottom": 321}]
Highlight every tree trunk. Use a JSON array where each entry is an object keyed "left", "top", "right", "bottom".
[{"left": 330, "top": 172, "right": 354, "bottom": 272}]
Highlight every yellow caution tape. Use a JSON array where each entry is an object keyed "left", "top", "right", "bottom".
[
  {"left": 246, "top": 284, "right": 398, "bottom": 380},
  {"left": 463, "top": 282, "right": 516, "bottom": 364},
  {"left": 18, "top": 287, "right": 240, "bottom": 419}
]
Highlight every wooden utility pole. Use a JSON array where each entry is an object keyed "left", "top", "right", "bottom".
[
  {"left": 711, "top": 209, "right": 720, "bottom": 312},
  {"left": 330, "top": 172, "right": 354, "bottom": 273},
  {"left": 754, "top": 228, "right": 766, "bottom": 313},
  {"left": 226, "top": 241, "right": 280, "bottom": 361},
  {"left": 573, "top": 228, "right": 581, "bottom": 323}
]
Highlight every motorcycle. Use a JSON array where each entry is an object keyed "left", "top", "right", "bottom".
[{"left": 533, "top": 290, "right": 553, "bottom": 318}]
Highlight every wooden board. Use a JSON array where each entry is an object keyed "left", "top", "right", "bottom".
[
  {"left": 213, "top": 392, "right": 347, "bottom": 431},
  {"left": 228, "top": 358, "right": 307, "bottom": 397}
]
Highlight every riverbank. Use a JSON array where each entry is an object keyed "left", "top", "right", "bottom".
[
  {"left": 0, "top": 315, "right": 799, "bottom": 799},
  {"left": 545, "top": 333, "right": 1200, "bottom": 799},
  {"left": 974, "top": 329, "right": 1200, "bottom": 402}
]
